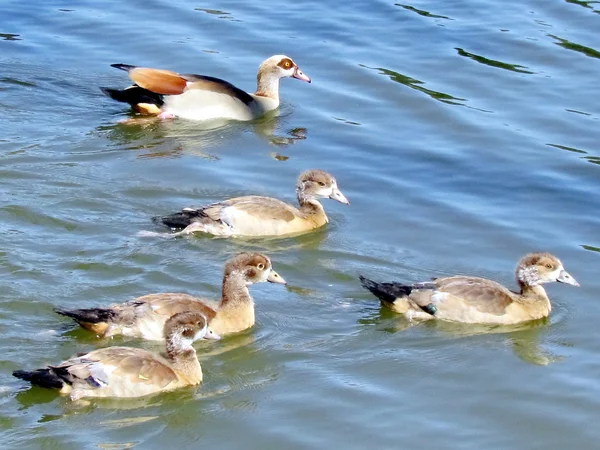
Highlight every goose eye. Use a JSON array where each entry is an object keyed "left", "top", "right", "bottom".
[
  {"left": 317, "top": 181, "right": 326, "bottom": 187},
  {"left": 545, "top": 263, "right": 553, "bottom": 269},
  {"left": 284, "top": 61, "right": 291, "bottom": 68},
  {"left": 257, "top": 263, "right": 265, "bottom": 270}
]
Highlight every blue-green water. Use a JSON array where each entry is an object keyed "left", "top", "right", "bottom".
[{"left": 1, "top": 0, "right": 599, "bottom": 448}]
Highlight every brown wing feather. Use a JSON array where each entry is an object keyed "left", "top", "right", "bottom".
[
  {"left": 129, "top": 68, "right": 188, "bottom": 95},
  {"left": 136, "top": 293, "right": 217, "bottom": 322},
  {"left": 222, "top": 196, "right": 298, "bottom": 222},
  {"left": 435, "top": 276, "right": 515, "bottom": 314},
  {"left": 84, "top": 347, "right": 177, "bottom": 388}
]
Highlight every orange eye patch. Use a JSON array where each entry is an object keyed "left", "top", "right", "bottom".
[{"left": 278, "top": 58, "right": 294, "bottom": 69}]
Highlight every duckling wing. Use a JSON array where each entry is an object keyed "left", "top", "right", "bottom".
[
  {"left": 215, "top": 196, "right": 304, "bottom": 235},
  {"left": 135, "top": 293, "right": 217, "bottom": 321},
  {"left": 61, "top": 347, "right": 177, "bottom": 390},
  {"left": 218, "top": 196, "right": 298, "bottom": 222},
  {"left": 432, "top": 276, "right": 516, "bottom": 315}
]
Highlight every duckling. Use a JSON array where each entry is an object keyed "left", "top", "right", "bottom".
[
  {"left": 13, "top": 311, "right": 218, "bottom": 400},
  {"left": 360, "top": 252, "right": 579, "bottom": 325},
  {"left": 101, "top": 55, "right": 311, "bottom": 121},
  {"left": 55, "top": 253, "right": 286, "bottom": 339},
  {"left": 154, "top": 169, "right": 349, "bottom": 237}
]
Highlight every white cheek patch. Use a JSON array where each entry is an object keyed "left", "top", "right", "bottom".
[
  {"left": 170, "top": 331, "right": 194, "bottom": 350},
  {"left": 258, "top": 268, "right": 270, "bottom": 283},
  {"left": 546, "top": 266, "right": 563, "bottom": 283},
  {"left": 316, "top": 186, "right": 333, "bottom": 197}
]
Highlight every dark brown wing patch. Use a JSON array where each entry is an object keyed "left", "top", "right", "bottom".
[{"left": 181, "top": 74, "right": 254, "bottom": 105}]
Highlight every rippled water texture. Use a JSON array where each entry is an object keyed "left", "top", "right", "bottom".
[{"left": 1, "top": 0, "right": 599, "bottom": 448}]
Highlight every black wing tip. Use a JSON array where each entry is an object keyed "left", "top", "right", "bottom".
[
  {"left": 110, "top": 63, "right": 136, "bottom": 71},
  {"left": 13, "top": 369, "right": 64, "bottom": 389},
  {"left": 54, "top": 307, "right": 73, "bottom": 317},
  {"left": 359, "top": 275, "right": 412, "bottom": 304},
  {"left": 12, "top": 369, "right": 29, "bottom": 379},
  {"left": 99, "top": 86, "right": 124, "bottom": 101},
  {"left": 54, "top": 307, "right": 114, "bottom": 323},
  {"left": 153, "top": 211, "right": 198, "bottom": 230},
  {"left": 359, "top": 275, "right": 376, "bottom": 290}
]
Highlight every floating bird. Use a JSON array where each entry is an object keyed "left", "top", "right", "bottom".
[
  {"left": 13, "top": 311, "right": 218, "bottom": 400},
  {"left": 101, "top": 55, "right": 311, "bottom": 121},
  {"left": 155, "top": 170, "right": 349, "bottom": 237},
  {"left": 360, "top": 252, "right": 579, "bottom": 324},
  {"left": 55, "top": 253, "right": 286, "bottom": 339}
]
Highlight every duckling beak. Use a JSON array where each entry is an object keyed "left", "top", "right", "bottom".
[
  {"left": 293, "top": 67, "right": 311, "bottom": 83},
  {"left": 195, "top": 327, "right": 221, "bottom": 341},
  {"left": 204, "top": 329, "right": 221, "bottom": 340},
  {"left": 330, "top": 187, "right": 350, "bottom": 205},
  {"left": 556, "top": 269, "right": 580, "bottom": 287},
  {"left": 267, "top": 269, "right": 287, "bottom": 285}
]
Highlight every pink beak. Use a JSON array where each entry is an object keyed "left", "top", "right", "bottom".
[{"left": 293, "top": 67, "right": 311, "bottom": 83}]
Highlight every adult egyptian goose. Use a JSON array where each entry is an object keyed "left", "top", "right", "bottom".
[
  {"left": 13, "top": 311, "right": 218, "bottom": 400},
  {"left": 360, "top": 252, "right": 579, "bottom": 325},
  {"left": 100, "top": 55, "right": 311, "bottom": 121},
  {"left": 55, "top": 253, "right": 286, "bottom": 340},
  {"left": 154, "top": 169, "right": 349, "bottom": 237}
]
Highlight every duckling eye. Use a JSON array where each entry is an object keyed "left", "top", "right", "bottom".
[
  {"left": 317, "top": 181, "right": 326, "bottom": 187},
  {"left": 257, "top": 263, "right": 265, "bottom": 270},
  {"left": 545, "top": 263, "right": 553, "bottom": 269}
]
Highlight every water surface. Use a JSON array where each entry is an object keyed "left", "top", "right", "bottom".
[{"left": 1, "top": 0, "right": 599, "bottom": 448}]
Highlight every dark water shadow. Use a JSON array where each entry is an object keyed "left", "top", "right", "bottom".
[
  {"left": 456, "top": 48, "right": 535, "bottom": 74},
  {"left": 0, "top": 33, "right": 21, "bottom": 41},
  {"left": 194, "top": 7, "right": 242, "bottom": 22},
  {"left": 360, "top": 64, "right": 465, "bottom": 105},
  {"left": 547, "top": 143, "right": 600, "bottom": 167},
  {"left": 549, "top": 34, "right": 600, "bottom": 58},
  {"left": 565, "top": 0, "right": 600, "bottom": 15},
  {"left": 395, "top": 3, "right": 452, "bottom": 20},
  {"left": 581, "top": 244, "right": 600, "bottom": 253}
]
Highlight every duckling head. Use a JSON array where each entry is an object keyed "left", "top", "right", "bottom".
[
  {"left": 516, "top": 252, "right": 579, "bottom": 288},
  {"left": 258, "top": 55, "right": 311, "bottom": 84},
  {"left": 164, "top": 311, "right": 221, "bottom": 348},
  {"left": 296, "top": 169, "right": 349, "bottom": 205},
  {"left": 224, "top": 252, "right": 287, "bottom": 286}
]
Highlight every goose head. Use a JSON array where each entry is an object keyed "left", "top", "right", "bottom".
[
  {"left": 516, "top": 252, "right": 579, "bottom": 288},
  {"left": 296, "top": 169, "right": 349, "bottom": 205},
  {"left": 224, "top": 252, "right": 287, "bottom": 285},
  {"left": 255, "top": 55, "right": 310, "bottom": 99},
  {"left": 164, "top": 311, "right": 221, "bottom": 350}
]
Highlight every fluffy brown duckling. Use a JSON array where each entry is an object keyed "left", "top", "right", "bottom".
[
  {"left": 55, "top": 253, "right": 286, "bottom": 339},
  {"left": 13, "top": 311, "right": 218, "bottom": 400},
  {"left": 360, "top": 252, "right": 579, "bottom": 325},
  {"left": 154, "top": 169, "right": 349, "bottom": 237},
  {"left": 101, "top": 55, "right": 311, "bottom": 121}
]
